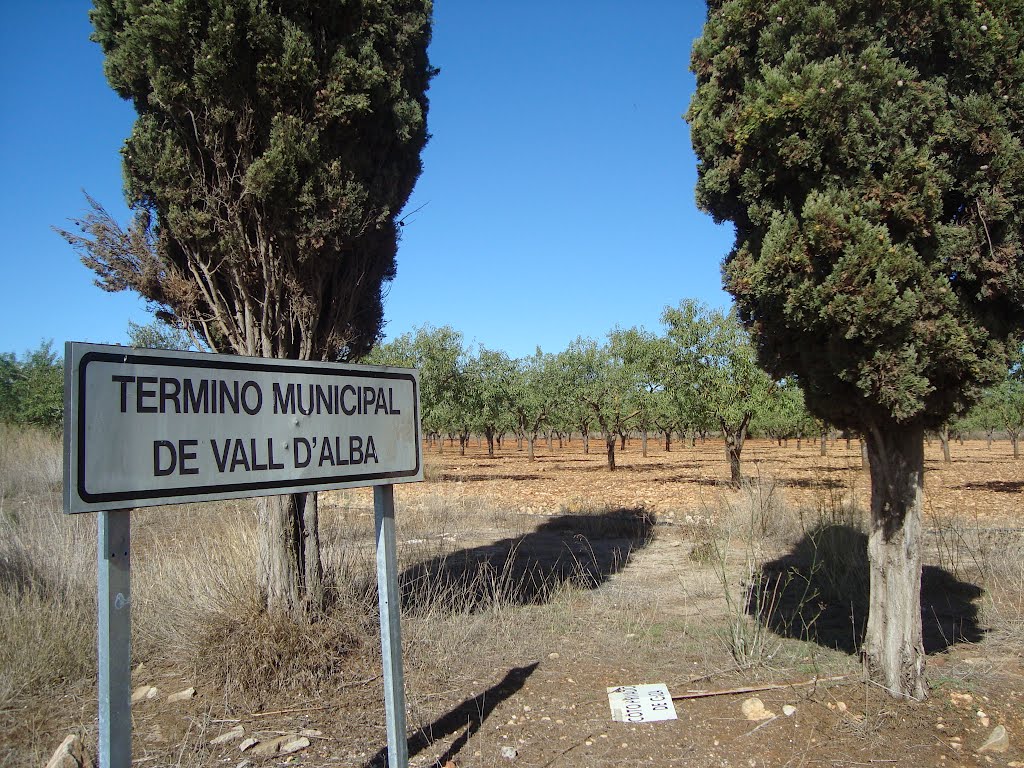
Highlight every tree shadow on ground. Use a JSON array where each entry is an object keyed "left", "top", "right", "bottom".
[
  {"left": 954, "top": 480, "right": 1024, "bottom": 494},
  {"left": 399, "top": 508, "right": 654, "bottom": 614},
  {"left": 365, "top": 663, "right": 540, "bottom": 767},
  {"left": 748, "top": 525, "right": 984, "bottom": 654}
]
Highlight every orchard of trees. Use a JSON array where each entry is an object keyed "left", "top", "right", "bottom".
[{"left": 365, "top": 308, "right": 1024, "bottom": 482}]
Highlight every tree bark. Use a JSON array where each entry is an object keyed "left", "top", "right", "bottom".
[
  {"left": 664, "top": 431, "right": 671, "bottom": 451},
  {"left": 938, "top": 427, "right": 951, "bottom": 463},
  {"left": 863, "top": 423, "right": 928, "bottom": 700},
  {"left": 605, "top": 435, "right": 617, "bottom": 471},
  {"left": 641, "top": 429, "right": 649, "bottom": 458},
  {"left": 820, "top": 431, "right": 828, "bottom": 456},
  {"left": 260, "top": 491, "right": 323, "bottom": 616},
  {"left": 527, "top": 435, "right": 536, "bottom": 461}
]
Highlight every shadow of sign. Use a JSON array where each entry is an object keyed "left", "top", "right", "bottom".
[
  {"left": 747, "top": 525, "right": 984, "bottom": 654},
  {"left": 399, "top": 507, "right": 654, "bottom": 614},
  {"left": 365, "top": 663, "right": 540, "bottom": 767}
]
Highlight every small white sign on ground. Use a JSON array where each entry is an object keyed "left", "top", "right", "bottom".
[{"left": 607, "top": 683, "right": 678, "bottom": 723}]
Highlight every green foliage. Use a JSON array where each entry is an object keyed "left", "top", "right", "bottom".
[
  {"left": 0, "top": 341, "right": 64, "bottom": 430},
  {"left": 127, "top": 319, "right": 196, "bottom": 351},
  {"left": 661, "top": 300, "right": 775, "bottom": 433},
  {"left": 63, "top": 0, "right": 434, "bottom": 361},
  {"left": 688, "top": 0, "right": 1024, "bottom": 433}
]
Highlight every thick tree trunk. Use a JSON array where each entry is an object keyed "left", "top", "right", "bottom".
[
  {"left": 619, "top": 432, "right": 627, "bottom": 450},
  {"left": 527, "top": 435, "right": 536, "bottom": 461},
  {"left": 606, "top": 436, "right": 616, "bottom": 471},
  {"left": 582, "top": 431, "right": 589, "bottom": 455},
  {"left": 863, "top": 423, "right": 928, "bottom": 700},
  {"left": 485, "top": 429, "right": 495, "bottom": 458},
  {"left": 260, "top": 491, "right": 323, "bottom": 616},
  {"left": 938, "top": 428, "right": 951, "bottom": 463},
  {"left": 1012, "top": 432, "right": 1020, "bottom": 458},
  {"left": 722, "top": 414, "right": 750, "bottom": 486},
  {"left": 664, "top": 431, "right": 671, "bottom": 451},
  {"left": 641, "top": 429, "right": 648, "bottom": 458}
]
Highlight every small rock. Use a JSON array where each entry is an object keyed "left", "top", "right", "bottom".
[
  {"left": 45, "top": 734, "right": 93, "bottom": 768},
  {"left": 280, "top": 736, "right": 311, "bottom": 755},
  {"left": 835, "top": 701, "right": 847, "bottom": 713},
  {"left": 782, "top": 704, "right": 797, "bottom": 717},
  {"left": 548, "top": 652, "right": 560, "bottom": 660},
  {"left": 500, "top": 745, "right": 519, "bottom": 759},
  {"left": 741, "top": 697, "right": 775, "bottom": 721},
  {"left": 131, "top": 685, "right": 158, "bottom": 703},
  {"left": 950, "top": 692, "right": 974, "bottom": 707},
  {"left": 239, "top": 738, "right": 258, "bottom": 752},
  {"left": 978, "top": 725, "right": 1009, "bottom": 754},
  {"left": 235, "top": 761, "right": 251, "bottom": 768},
  {"left": 210, "top": 725, "right": 245, "bottom": 746},
  {"left": 167, "top": 686, "right": 196, "bottom": 703},
  {"left": 298, "top": 728, "right": 322, "bottom": 738},
  {"left": 252, "top": 734, "right": 309, "bottom": 757}
]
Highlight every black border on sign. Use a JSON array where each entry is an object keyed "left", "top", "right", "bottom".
[{"left": 75, "top": 350, "right": 421, "bottom": 506}]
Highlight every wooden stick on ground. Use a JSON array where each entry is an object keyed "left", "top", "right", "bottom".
[{"left": 671, "top": 674, "right": 850, "bottom": 701}]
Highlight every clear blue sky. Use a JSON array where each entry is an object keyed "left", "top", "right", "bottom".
[{"left": 0, "top": 1, "right": 734, "bottom": 361}]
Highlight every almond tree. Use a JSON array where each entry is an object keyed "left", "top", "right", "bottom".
[
  {"left": 689, "top": 0, "right": 1024, "bottom": 696},
  {"left": 62, "top": 0, "right": 434, "bottom": 617},
  {"left": 662, "top": 300, "right": 774, "bottom": 485},
  {"left": 562, "top": 337, "right": 642, "bottom": 471}
]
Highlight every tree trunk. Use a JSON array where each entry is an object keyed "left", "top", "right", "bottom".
[
  {"left": 938, "top": 427, "right": 951, "bottom": 463},
  {"left": 546, "top": 431, "right": 553, "bottom": 451},
  {"left": 619, "top": 432, "right": 627, "bottom": 450},
  {"left": 527, "top": 435, "right": 536, "bottom": 461},
  {"left": 641, "top": 429, "right": 648, "bottom": 458},
  {"left": 820, "top": 431, "right": 828, "bottom": 456},
  {"left": 486, "top": 429, "right": 495, "bottom": 458},
  {"left": 722, "top": 415, "right": 750, "bottom": 486},
  {"left": 605, "top": 435, "right": 616, "bottom": 471},
  {"left": 863, "top": 423, "right": 928, "bottom": 700},
  {"left": 260, "top": 491, "right": 323, "bottom": 616},
  {"left": 1012, "top": 432, "right": 1020, "bottom": 458},
  {"left": 725, "top": 433, "right": 743, "bottom": 485},
  {"left": 664, "top": 431, "right": 671, "bottom": 452},
  {"left": 582, "top": 431, "right": 590, "bottom": 455}
]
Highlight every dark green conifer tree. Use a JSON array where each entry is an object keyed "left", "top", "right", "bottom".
[
  {"left": 62, "top": 0, "right": 434, "bottom": 616},
  {"left": 688, "top": 1, "right": 1024, "bottom": 697}
]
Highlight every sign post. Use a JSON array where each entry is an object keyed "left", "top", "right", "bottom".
[
  {"left": 64, "top": 342, "right": 423, "bottom": 767},
  {"left": 375, "top": 484, "right": 408, "bottom": 768},
  {"left": 97, "top": 509, "right": 131, "bottom": 766}
]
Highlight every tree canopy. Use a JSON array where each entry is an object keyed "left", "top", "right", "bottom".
[{"left": 64, "top": 0, "right": 434, "bottom": 362}]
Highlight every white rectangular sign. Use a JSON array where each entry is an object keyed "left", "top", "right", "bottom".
[
  {"left": 607, "top": 684, "right": 678, "bottom": 723},
  {"left": 64, "top": 342, "right": 422, "bottom": 513}
]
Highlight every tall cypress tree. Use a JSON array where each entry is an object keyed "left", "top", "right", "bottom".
[
  {"left": 688, "top": 0, "right": 1024, "bottom": 697},
  {"left": 62, "top": 0, "right": 434, "bottom": 616}
]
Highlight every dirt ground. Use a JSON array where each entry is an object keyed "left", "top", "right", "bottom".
[{"left": 32, "top": 438, "right": 1024, "bottom": 766}]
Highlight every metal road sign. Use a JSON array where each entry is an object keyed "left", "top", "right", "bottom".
[
  {"left": 64, "top": 342, "right": 421, "bottom": 768},
  {"left": 64, "top": 342, "right": 422, "bottom": 513}
]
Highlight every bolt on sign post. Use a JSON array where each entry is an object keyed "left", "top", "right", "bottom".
[{"left": 64, "top": 342, "right": 423, "bottom": 768}]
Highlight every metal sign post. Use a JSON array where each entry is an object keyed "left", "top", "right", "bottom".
[
  {"left": 375, "top": 484, "right": 408, "bottom": 768},
  {"left": 97, "top": 509, "right": 131, "bottom": 766}
]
